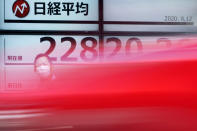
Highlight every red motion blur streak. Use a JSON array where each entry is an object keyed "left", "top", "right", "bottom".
[
  {"left": 1, "top": 61, "right": 197, "bottom": 107},
  {"left": 1, "top": 60, "right": 197, "bottom": 131},
  {"left": 1, "top": 40, "right": 197, "bottom": 130},
  {"left": 1, "top": 40, "right": 197, "bottom": 108}
]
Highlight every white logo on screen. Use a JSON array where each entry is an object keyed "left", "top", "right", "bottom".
[{"left": 14, "top": 3, "right": 27, "bottom": 15}]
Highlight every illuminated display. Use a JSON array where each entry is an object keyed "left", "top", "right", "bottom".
[
  {"left": 4, "top": 35, "right": 100, "bottom": 64},
  {"left": 1, "top": 0, "right": 197, "bottom": 32},
  {"left": 103, "top": 0, "right": 197, "bottom": 32},
  {"left": 6, "top": 0, "right": 97, "bottom": 20},
  {"left": 1, "top": 1, "right": 197, "bottom": 130},
  {"left": 1, "top": 0, "right": 99, "bottom": 31},
  {"left": 0, "top": 0, "right": 197, "bottom": 91},
  {"left": 2, "top": 35, "right": 197, "bottom": 65}
]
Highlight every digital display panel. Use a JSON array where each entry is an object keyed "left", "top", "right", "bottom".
[
  {"left": 103, "top": 35, "right": 197, "bottom": 61},
  {"left": 3, "top": 35, "right": 197, "bottom": 65},
  {"left": 0, "top": 0, "right": 99, "bottom": 31},
  {"left": 104, "top": 0, "right": 197, "bottom": 32},
  {"left": 1, "top": 1, "right": 197, "bottom": 130},
  {"left": 2, "top": 34, "right": 197, "bottom": 91},
  {"left": 4, "top": 35, "right": 100, "bottom": 64},
  {"left": 1, "top": 0, "right": 197, "bottom": 92},
  {"left": 1, "top": 0, "right": 197, "bottom": 32}
]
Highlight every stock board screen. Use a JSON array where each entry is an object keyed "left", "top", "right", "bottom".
[{"left": 0, "top": 0, "right": 197, "bottom": 91}]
